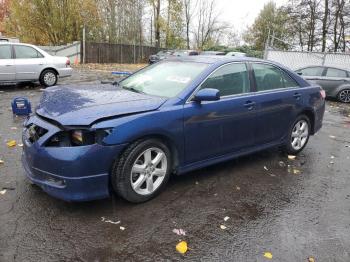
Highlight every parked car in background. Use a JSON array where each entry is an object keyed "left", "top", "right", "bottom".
[
  {"left": 0, "top": 42, "right": 72, "bottom": 87},
  {"left": 226, "top": 51, "right": 247, "bottom": 57},
  {"left": 148, "top": 50, "right": 174, "bottom": 64},
  {"left": 173, "top": 50, "right": 199, "bottom": 56},
  {"left": 295, "top": 65, "right": 350, "bottom": 103},
  {"left": 200, "top": 51, "right": 226, "bottom": 56},
  {"left": 22, "top": 56, "right": 325, "bottom": 203}
]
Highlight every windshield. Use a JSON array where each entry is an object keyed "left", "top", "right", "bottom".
[{"left": 120, "top": 61, "right": 209, "bottom": 98}]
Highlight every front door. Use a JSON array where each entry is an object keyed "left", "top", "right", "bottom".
[
  {"left": 0, "top": 45, "right": 15, "bottom": 81},
  {"left": 183, "top": 63, "right": 256, "bottom": 164},
  {"left": 14, "top": 45, "right": 46, "bottom": 81}
]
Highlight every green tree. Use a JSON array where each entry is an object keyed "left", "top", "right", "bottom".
[
  {"left": 243, "top": 1, "right": 289, "bottom": 51},
  {"left": 5, "top": 0, "right": 101, "bottom": 45}
]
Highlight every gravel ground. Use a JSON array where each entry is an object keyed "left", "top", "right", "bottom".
[{"left": 0, "top": 69, "right": 350, "bottom": 262}]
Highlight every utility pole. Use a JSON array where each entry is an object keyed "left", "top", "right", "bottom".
[{"left": 83, "top": 25, "right": 86, "bottom": 64}]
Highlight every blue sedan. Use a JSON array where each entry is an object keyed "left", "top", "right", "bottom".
[{"left": 22, "top": 56, "right": 325, "bottom": 202}]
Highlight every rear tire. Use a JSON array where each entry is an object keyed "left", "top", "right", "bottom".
[
  {"left": 111, "top": 139, "right": 172, "bottom": 203},
  {"left": 40, "top": 69, "right": 58, "bottom": 87},
  {"left": 337, "top": 89, "right": 350, "bottom": 103},
  {"left": 284, "top": 115, "right": 311, "bottom": 155}
]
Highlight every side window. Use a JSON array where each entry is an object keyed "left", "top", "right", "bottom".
[
  {"left": 299, "top": 67, "right": 324, "bottom": 76},
  {"left": 200, "top": 63, "right": 250, "bottom": 96},
  {"left": 326, "top": 68, "right": 347, "bottom": 78},
  {"left": 0, "top": 45, "right": 12, "bottom": 59},
  {"left": 252, "top": 63, "right": 299, "bottom": 91},
  {"left": 14, "top": 46, "right": 43, "bottom": 59}
]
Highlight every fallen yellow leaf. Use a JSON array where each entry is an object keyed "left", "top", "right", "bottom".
[
  {"left": 6, "top": 140, "right": 16, "bottom": 147},
  {"left": 176, "top": 241, "right": 188, "bottom": 254},
  {"left": 308, "top": 257, "right": 315, "bottom": 262},
  {"left": 293, "top": 169, "right": 301, "bottom": 175},
  {"left": 263, "top": 252, "right": 273, "bottom": 259}
]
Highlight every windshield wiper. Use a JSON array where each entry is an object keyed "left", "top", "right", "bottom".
[{"left": 123, "top": 86, "right": 145, "bottom": 94}]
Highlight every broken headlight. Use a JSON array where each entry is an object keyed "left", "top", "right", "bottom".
[{"left": 46, "top": 129, "right": 112, "bottom": 147}]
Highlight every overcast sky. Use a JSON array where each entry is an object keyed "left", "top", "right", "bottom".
[{"left": 216, "top": 0, "right": 289, "bottom": 34}]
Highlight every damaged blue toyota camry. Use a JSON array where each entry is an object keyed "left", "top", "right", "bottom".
[{"left": 22, "top": 56, "right": 325, "bottom": 202}]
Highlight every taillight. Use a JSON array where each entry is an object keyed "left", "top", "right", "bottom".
[
  {"left": 66, "top": 58, "right": 70, "bottom": 66},
  {"left": 320, "top": 89, "right": 326, "bottom": 99}
]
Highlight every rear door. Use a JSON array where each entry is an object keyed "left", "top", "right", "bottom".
[
  {"left": 14, "top": 45, "right": 46, "bottom": 81},
  {"left": 0, "top": 45, "right": 15, "bottom": 81},
  {"left": 183, "top": 62, "right": 256, "bottom": 164},
  {"left": 297, "top": 66, "right": 325, "bottom": 86},
  {"left": 251, "top": 63, "right": 303, "bottom": 145},
  {"left": 321, "top": 67, "right": 350, "bottom": 94}
]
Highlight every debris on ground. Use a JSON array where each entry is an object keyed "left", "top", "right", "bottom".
[
  {"left": 308, "top": 257, "right": 315, "bottom": 262},
  {"left": 10, "top": 127, "right": 17, "bottom": 130},
  {"left": 172, "top": 228, "right": 186, "bottom": 236},
  {"left": 101, "top": 217, "right": 120, "bottom": 225},
  {"left": 263, "top": 252, "right": 273, "bottom": 259},
  {"left": 288, "top": 155, "right": 296, "bottom": 160},
  {"left": 220, "top": 225, "right": 227, "bottom": 230},
  {"left": 236, "top": 186, "right": 240, "bottom": 191},
  {"left": 18, "top": 143, "right": 23, "bottom": 147},
  {"left": 293, "top": 168, "right": 301, "bottom": 175},
  {"left": 176, "top": 241, "right": 188, "bottom": 254},
  {"left": 278, "top": 161, "right": 286, "bottom": 167},
  {"left": 119, "top": 226, "right": 125, "bottom": 231},
  {"left": 224, "top": 216, "right": 230, "bottom": 221},
  {"left": 264, "top": 166, "right": 269, "bottom": 171},
  {"left": 330, "top": 155, "right": 335, "bottom": 159},
  {"left": 0, "top": 189, "right": 7, "bottom": 195},
  {"left": 0, "top": 160, "right": 4, "bottom": 165},
  {"left": 329, "top": 135, "right": 336, "bottom": 139},
  {"left": 6, "top": 140, "right": 16, "bottom": 147}
]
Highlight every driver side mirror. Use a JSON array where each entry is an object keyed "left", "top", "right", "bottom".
[{"left": 193, "top": 88, "right": 220, "bottom": 102}]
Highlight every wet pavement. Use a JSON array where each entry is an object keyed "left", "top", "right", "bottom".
[{"left": 0, "top": 71, "right": 350, "bottom": 261}]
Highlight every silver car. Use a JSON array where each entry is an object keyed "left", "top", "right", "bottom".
[
  {"left": 295, "top": 66, "right": 350, "bottom": 103},
  {"left": 0, "top": 42, "right": 73, "bottom": 87}
]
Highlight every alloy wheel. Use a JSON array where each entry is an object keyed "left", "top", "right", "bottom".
[
  {"left": 338, "top": 89, "right": 350, "bottom": 103},
  {"left": 130, "top": 147, "right": 167, "bottom": 195},
  {"left": 291, "top": 119, "right": 309, "bottom": 151},
  {"left": 43, "top": 72, "right": 57, "bottom": 86}
]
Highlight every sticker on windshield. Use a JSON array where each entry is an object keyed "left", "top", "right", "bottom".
[{"left": 166, "top": 76, "right": 191, "bottom": 84}]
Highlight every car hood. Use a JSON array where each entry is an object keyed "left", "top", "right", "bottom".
[{"left": 36, "top": 84, "right": 167, "bottom": 126}]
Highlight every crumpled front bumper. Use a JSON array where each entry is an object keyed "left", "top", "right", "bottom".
[{"left": 21, "top": 115, "right": 127, "bottom": 202}]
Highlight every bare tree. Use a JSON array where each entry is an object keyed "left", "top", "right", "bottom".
[
  {"left": 321, "top": 0, "right": 329, "bottom": 52},
  {"left": 183, "top": 0, "right": 197, "bottom": 49}
]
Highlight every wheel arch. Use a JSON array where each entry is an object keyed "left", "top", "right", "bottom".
[
  {"left": 40, "top": 67, "right": 59, "bottom": 78},
  {"left": 299, "top": 109, "right": 315, "bottom": 134}
]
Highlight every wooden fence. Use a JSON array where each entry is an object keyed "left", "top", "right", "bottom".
[{"left": 82, "top": 42, "right": 159, "bottom": 64}]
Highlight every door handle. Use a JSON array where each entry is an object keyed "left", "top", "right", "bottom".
[
  {"left": 293, "top": 93, "right": 301, "bottom": 99},
  {"left": 244, "top": 101, "right": 256, "bottom": 110}
]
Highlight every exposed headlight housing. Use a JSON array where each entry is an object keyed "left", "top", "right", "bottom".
[{"left": 46, "top": 128, "right": 112, "bottom": 147}]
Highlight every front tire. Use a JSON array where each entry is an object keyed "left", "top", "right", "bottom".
[
  {"left": 337, "top": 89, "right": 350, "bottom": 103},
  {"left": 284, "top": 115, "right": 311, "bottom": 155},
  {"left": 111, "top": 139, "right": 172, "bottom": 203},
  {"left": 40, "top": 69, "right": 58, "bottom": 87}
]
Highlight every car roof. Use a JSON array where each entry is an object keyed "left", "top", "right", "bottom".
[
  {"left": 166, "top": 55, "right": 269, "bottom": 65},
  {"left": 297, "top": 65, "right": 350, "bottom": 73},
  {"left": 0, "top": 42, "right": 37, "bottom": 48}
]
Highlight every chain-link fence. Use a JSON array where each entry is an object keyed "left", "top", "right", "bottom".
[{"left": 265, "top": 49, "right": 350, "bottom": 71}]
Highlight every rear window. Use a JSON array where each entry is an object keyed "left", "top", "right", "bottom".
[
  {"left": 298, "top": 67, "right": 324, "bottom": 76},
  {"left": 14, "top": 46, "right": 44, "bottom": 59},
  {"left": 326, "top": 68, "right": 348, "bottom": 78},
  {"left": 0, "top": 45, "right": 12, "bottom": 59}
]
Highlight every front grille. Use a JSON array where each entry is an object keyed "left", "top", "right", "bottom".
[{"left": 25, "top": 124, "right": 48, "bottom": 143}]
